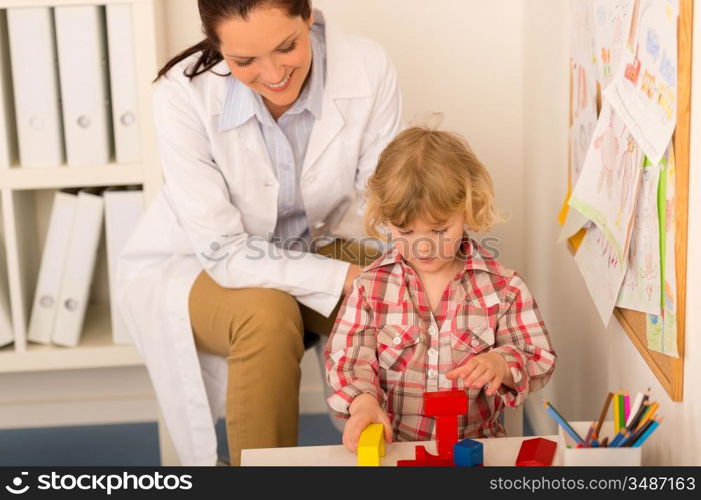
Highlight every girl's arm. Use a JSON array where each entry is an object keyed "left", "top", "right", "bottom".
[
  {"left": 490, "top": 273, "right": 557, "bottom": 408},
  {"left": 324, "top": 278, "right": 385, "bottom": 417}
]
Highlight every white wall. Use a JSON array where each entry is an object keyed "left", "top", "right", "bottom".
[{"left": 524, "top": 0, "right": 701, "bottom": 465}]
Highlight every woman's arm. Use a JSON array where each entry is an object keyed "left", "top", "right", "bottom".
[{"left": 152, "top": 75, "right": 350, "bottom": 317}]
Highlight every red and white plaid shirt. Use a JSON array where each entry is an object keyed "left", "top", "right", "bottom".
[{"left": 325, "top": 237, "right": 556, "bottom": 442}]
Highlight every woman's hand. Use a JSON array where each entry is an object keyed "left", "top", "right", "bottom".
[
  {"left": 343, "top": 393, "right": 393, "bottom": 453},
  {"left": 343, "top": 264, "right": 363, "bottom": 295},
  {"left": 446, "top": 351, "right": 513, "bottom": 396}
]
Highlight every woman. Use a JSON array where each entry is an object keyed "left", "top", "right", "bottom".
[{"left": 116, "top": 0, "right": 401, "bottom": 465}]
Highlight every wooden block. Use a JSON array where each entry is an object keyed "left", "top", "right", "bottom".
[
  {"left": 454, "top": 439, "right": 483, "bottom": 467},
  {"left": 357, "top": 423, "right": 385, "bottom": 466},
  {"left": 515, "top": 437, "right": 557, "bottom": 466},
  {"left": 423, "top": 390, "right": 468, "bottom": 415}
]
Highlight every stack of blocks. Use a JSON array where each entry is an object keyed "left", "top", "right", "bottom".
[{"left": 355, "top": 390, "right": 556, "bottom": 467}]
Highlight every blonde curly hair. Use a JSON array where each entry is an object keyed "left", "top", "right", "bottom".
[{"left": 364, "top": 126, "right": 501, "bottom": 239}]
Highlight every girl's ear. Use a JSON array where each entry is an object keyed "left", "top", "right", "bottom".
[{"left": 308, "top": 12, "right": 315, "bottom": 28}]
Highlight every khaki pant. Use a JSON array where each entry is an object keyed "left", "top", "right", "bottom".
[{"left": 188, "top": 239, "right": 380, "bottom": 465}]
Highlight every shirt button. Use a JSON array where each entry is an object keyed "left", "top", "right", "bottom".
[
  {"left": 471, "top": 338, "right": 479, "bottom": 347},
  {"left": 393, "top": 336, "right": 402, "bottom": 345},
  {"left": 428, "top": 369, "right": 437, "bottom": 379},
  {"left": 428, "top": 325, "right": 438, "bottom": 336},
  {"left": 428, "top": 348, "right": 438, "bottom": 358}
]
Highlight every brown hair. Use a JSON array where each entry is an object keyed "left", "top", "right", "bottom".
[
  {"left": 364, "top": 126, "right": 502, "bottom": 238},
  {"left": 155, "top": 0, "right": 312, "bottom": 81}
]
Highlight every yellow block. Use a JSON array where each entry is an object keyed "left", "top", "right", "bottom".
[{"left": 357, "top": 424, "right": 386, "bottom": 466}]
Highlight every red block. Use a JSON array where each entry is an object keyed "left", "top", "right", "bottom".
[
  {"left": 423, "top": 390, "right": 468, "bottom": 415},
  {"left": 397, "top": 457, "right": 454, "bottom": 467},
  {"left": 423, "top": 391, "right": 467, "bottom": 459},
  {"left": 515, "top": 438, "right": 557, "bottom": 466},
  {"left": 397, "top": 390, "right": 469, "bottom": 466}
]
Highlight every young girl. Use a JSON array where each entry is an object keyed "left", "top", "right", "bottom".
[{"left": 325, "top": 126, "right": 557, "bottom": 452}]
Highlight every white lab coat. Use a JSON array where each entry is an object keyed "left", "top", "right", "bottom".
[{"left": 116, "top": 12, "right": 402, "bottom": 465}]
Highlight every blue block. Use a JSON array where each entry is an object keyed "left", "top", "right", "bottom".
[{"left": 453, "top": 439, "right": 483, "bottom": 467}]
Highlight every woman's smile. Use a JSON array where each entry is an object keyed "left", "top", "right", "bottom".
[{"left": 262, "top": 69, "right": 294, "bottom": 91}]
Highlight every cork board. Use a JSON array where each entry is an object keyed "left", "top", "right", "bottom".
[{"left": 565, "top": 0, "right": 691, "bottom": 401}]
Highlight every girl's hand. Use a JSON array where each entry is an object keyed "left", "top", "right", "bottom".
[
  {"left": 446, "top": 351, "right": 512, "bottom": 396},
  {"left": 343, "top": 394, "right": 393, "bottom": 453}
]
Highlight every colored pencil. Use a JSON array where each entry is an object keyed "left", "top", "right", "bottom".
[
  {"left": 601, "top": 437, "right": 609, "bottom": 447},
  {"left": 627, "top": 401, "right": 650, "bottom": 431},
  {"left": 622, "top": 419, "right": 654, "bottom": 447},
  {"left": 613, "top": 392, "right": 621, "bottom": 433},
  {"left": 636, "top": 402, "right": 659, "bottom": 430},
  {"left": 631, "top": 419, "right": 661, "bottom": 447},
  {"left": 626, "top": 392, "right": 643, "bottom": 427},
  {"left": 641, "top": 389, "right": 650, "bottom": 405},
  {"left": 584, "top": 423, "right": 596, "bottom": 447},
  {"left": 623, "top": 393, "right": 631, "bottom": 423},
  {"left": 595, "top": 392, "right": 613, "bottom": 437},
  {"left": 542, "top": 401, "right": 584, "bottom": 444},
  {"left": 610, "top": 430, "right": 630, "bottom": 447}
]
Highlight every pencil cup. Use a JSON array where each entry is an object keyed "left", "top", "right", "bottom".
[{"left": 558, "top": 422, "right": 641, "bottom": 466}]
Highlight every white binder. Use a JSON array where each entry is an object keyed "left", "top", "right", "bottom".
[
  {"left": 0, "top": 277, "right": 12, "bottom": 347},
  {"left": 0, "top": 10, "right": 18, "bottom": 170},
  {"left": 52, "top": 190, "right": 104, "bottom": 347},
  {"left": 1, "top": 237, "right": 13, "bottom": 347},
  {"left": 106, "top": 5, "right": 141, "bottom": 164},
  {"left": 103, "top": 188, "right": 143, "bottom": 344},
  {"left": 27, "top": 191, "right": 78, "bottom": 344},
  {"left": 6, "top": 7, "right": 64, "bottom": 167},
  {"left": 55, "top": 6, "right": 111, "bottom": 166}
]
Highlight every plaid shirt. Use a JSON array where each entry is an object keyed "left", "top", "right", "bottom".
[{"left": 325, "top": 237, "right": 556, "bottom": 442}]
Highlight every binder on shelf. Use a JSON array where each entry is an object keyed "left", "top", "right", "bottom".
[
  {"left": 106, "top": 4, "right": 141, "bottom": 164},
  {"left": 0, "top": 276, "right": 12, "bottom": 347},
  {"left": 1, "top": 237, "right": 13, "bottom": 348},
  {"left": 6, "top": 7, "right": 64, "bottom": 167},
  {"left": 104, "top": 187, "right": 143, "bottom": 344},
  {"left": 27, "top": 191, "right": 78, "bottom": 345},
  {"left": 0, "top": 10, "right": 18, "bottom": 170},
  {"left": 52, "top": 189, "right": 104, "bottom": 347},
  {"left": 55, "top": 6, "right": 112, "bottom": 166}
]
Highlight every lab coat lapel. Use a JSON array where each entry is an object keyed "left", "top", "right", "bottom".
[{"left": 303, "top": 16, "right": 371, "bottom": 174}]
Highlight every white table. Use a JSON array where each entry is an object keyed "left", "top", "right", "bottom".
[{"left": 242, "top": 435, "right": 560, "bottom": 466}]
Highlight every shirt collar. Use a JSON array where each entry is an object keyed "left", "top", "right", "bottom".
[
  {"left": 218, "top": 23, "right": 325, "bottom": 131},
  {"left": 364, "top": 235, "right": 501, "bottom": 277}
]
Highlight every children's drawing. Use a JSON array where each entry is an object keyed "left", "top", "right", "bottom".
[
  {"left": 570, "top": 107, "right": 597, "bottom": 188},
  {"left": 570, "top": 0, "right": 597, "bottom": 68},
  {"left": 569, "top": 102, "right": 644, "bottom": 261},
  {"left": 603, "top": 0, "right": 678, "bottom": 163},
  {"left": 646, "top": 146, "right": 679, "bottom": 357},
  {"left": 593, "top": 0, "right": 634, "bottom": 88},
  {"left": 616, "top": 160, "right": 661, "bottom": 314},
  {"left": 575, "top": 225, "right": 629, "bottom": 326},
  {"left": 561, "top": 0, "right": 598, "bottom": 240}
]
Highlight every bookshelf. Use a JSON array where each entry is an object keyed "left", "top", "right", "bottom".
[{"left": 0, "top": 0, "right": 159, "bottom": 372}]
